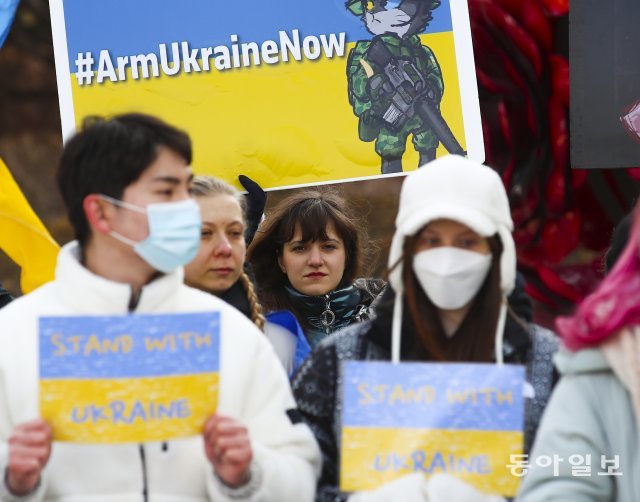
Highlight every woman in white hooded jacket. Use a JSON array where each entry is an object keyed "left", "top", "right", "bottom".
[{"left": 292, "top": 155, "right": 558, "bottom": 502}]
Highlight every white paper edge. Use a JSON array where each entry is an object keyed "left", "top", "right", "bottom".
[
  {"left": 450, "top": 0, "right": 484, "bottom": 163},
  {"left": 49, "top": 0, "right": 76, "bottom": 143}
]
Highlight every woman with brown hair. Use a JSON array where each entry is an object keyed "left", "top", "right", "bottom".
[
  {"left": 248, "top": 189, "right": 385, "bottom": 348},
  {"left": 291, "top": 156, "right": 559, "bottom": 501}
]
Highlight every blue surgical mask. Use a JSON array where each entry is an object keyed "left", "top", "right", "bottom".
[{"left": 100, "top": 195, "right": 201, "bottom": 273}]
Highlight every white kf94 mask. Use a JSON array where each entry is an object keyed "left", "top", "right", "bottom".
[{"left": 412, "top": 247, "right": 492, "bottom": 310}]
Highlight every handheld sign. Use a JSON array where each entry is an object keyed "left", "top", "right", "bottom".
[
  {"left": 340, "top": 361, "right": 524, "bottom": 496},
  {"left": 39, "top": 312, "right": 220, "bottom": 443}
]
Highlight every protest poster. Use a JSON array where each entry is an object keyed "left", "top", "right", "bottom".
[
  {"left": 49, "top": 0, "right": 483, "bottom": 189},
  {"left": 340, "top": 361, "right": 524, "bottom": 496},
  {"left": 39, "top": 312, "right": 219, "bottom": 443}
]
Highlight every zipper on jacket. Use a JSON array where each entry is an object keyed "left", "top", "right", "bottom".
[
  {"left": 128, "top": 288, "right": 142, "bottom": 311},
  {"left": 139, "top": 445, "right": 148, "bottom": 502},
  {"left": 320, "top": 294, "right": 336, "bottom": 334},
  {"left": 130, "top": 296, "right": 148, "bottom": 502}
]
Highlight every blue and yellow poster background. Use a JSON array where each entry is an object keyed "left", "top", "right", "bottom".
[
  {"left": 50, "top": 0, "right": 483, "bottom": 189},
  {"left": 39, "top": 312, "right": 220, "bottom": 443},
  {"left": 340, "top": 361, "right": 524, "bottom": 496}
]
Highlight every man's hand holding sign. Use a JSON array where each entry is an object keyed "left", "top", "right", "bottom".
[
  {"left": 204, "top": 414, "right": 253, "bottom": 488},
  {"left": 6, "top": 419, "right": 52, "bottom": 496}
]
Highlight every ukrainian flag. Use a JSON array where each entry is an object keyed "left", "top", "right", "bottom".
[
  {"left": 0, "top": 158, "right": 59, "bottom": 293},
  {"left": 0, "top": 0, "right": 19, "bottom": 49}
]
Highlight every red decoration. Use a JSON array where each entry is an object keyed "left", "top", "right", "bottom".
[{"left": 469, "top": 0, "right": 638, "bottom": 321}]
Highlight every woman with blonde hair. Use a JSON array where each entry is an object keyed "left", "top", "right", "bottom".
[{"left": 185, "top": 175, "right": 308, "bottom": 374}]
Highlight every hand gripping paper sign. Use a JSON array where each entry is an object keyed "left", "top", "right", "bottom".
[
  {"left": 39, "top": 312, "right": 219, "bottom": 443},
  {"left": 49, "top": 0, "right": 482, "bottom": 188},
  {"left": 340, "top": 361, "right": 525, "bottom": 496}
]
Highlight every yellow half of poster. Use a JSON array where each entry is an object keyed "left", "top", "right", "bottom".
[
  {"left": 69, "top": 33, "right": 464, "bottom": 189},
  {"left": 41, "top": 373, "right": 219, "bottom": 443},
  {"left": 341, "top": 427, "right": 523, "bottom": 496}
]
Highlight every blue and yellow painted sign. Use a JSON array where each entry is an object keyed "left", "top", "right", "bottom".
[
  {"left": 39, "top": 312, "right": 219, "bottom": 443},
  {"left": 340, "top": 361, "right": 524, "bottom": 496},
  {"left": 49, "top": 0, "right": 483, "bottom": 189}
]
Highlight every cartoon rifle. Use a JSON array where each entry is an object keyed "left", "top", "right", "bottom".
[{"left": 364, "top": 37, "right": 466, "bottom": 156}]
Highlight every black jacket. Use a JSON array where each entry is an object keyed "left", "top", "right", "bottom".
[
  {"left": 0, "top": 283, "right": 12, "bottom": 309},
  {"left": 291, "top": 288, "right": 559, "bottom": 502}
]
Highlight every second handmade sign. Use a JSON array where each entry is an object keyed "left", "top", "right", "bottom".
[{"left": 340, "top": 361, "right": 525, "bottom": 496}]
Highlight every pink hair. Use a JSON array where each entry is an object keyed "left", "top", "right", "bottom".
[{"left": 558, "top": 202, "right": 640, "bottom": 351}]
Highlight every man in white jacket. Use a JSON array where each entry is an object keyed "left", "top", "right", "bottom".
[{"left": 0, "top": 114, "right": 320, "bottom": 501}]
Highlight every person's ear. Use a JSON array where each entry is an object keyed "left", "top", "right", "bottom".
[
  {"left": 83, "top": 194, "right": 114, "bottom": 235},
  {"left": 277, "top": 254, "right": 286, "bottom": 274}
]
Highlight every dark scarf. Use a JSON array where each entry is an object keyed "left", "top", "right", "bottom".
[
  {"left": 285, "top": 284, "right": 365, "bottom": 347},
  {"left": 218, "top": 279, "right": 251, "bottom": 320}
]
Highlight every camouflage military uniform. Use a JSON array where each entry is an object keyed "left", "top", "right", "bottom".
[{"left": 347, "top": 33, "right": 444, "bottom": 172}]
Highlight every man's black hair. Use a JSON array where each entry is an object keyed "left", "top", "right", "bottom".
[{"left": 56, "top": 113, "right": 192, "bottom": 247}]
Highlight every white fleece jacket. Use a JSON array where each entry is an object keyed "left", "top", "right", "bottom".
[{"left": 0, "top": 242, "right": 320, "bottom": 502}]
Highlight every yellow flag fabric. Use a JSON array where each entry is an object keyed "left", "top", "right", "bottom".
[{"left": 0, "top": 158, "right": 60, "bottom": 293}]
